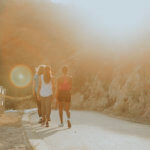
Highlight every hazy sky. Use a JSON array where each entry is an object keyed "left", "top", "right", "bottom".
[{"left": 51, "top": 0, "right": 150, "bottom": 42}]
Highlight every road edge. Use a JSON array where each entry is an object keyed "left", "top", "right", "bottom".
[{"left": 22, "top": 112, "right": 51, "bottom": 150}]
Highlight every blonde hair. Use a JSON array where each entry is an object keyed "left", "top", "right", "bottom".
[{"left": 44, "top": 66, "right": 52, "bottom": 83}]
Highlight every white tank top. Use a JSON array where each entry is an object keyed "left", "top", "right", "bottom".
[{"left": 40, "top": 75, "right": 53, "bottom": 97}]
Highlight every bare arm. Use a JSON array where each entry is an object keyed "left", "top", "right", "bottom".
[
  {"left": 32, "top": 79, "right": 36, "bottom": 96},
  {"left": 37, "top": 76, "right": 41, "bottom": 100},
  {"left": 70, "top": 76, "right": 72, "bottom": 90},
  {"left": 56, "top": 77, "right": 60, "bottom": 99},
  {"left": 53, "top": 77, "right": 56, "bottom": 95}
]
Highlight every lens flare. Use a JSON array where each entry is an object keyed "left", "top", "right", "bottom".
[{"left": 10, "top": 65, "right": 32, "bottom": 88}]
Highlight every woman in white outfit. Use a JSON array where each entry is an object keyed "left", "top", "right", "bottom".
[{"left": 37, "top": 66, "right": 55, "bottom": 127}]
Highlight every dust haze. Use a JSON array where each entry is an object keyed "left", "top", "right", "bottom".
[{"left": 1, "top": 0, "right": 150, "bottom": 120}]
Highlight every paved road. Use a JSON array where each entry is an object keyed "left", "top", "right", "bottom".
[{"left": 23, "top": 110, "right": 150, "bottom": 150}]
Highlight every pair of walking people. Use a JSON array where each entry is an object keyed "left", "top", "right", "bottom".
[{"left": 33, "top": 65, "right": 72, "bottom": 128}]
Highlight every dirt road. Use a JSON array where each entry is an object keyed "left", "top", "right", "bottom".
[{"left": 23, "top": 110, "right": 150, "bottom": 150}]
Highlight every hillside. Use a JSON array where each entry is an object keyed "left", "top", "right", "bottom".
[{"left": 1, "top": 0, "right": 150, "bottom": 122}]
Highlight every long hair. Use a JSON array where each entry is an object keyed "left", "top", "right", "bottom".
[
  {"left": 38, "top": 66, "right": 44, "bottom": 75},
  {"left": 44, "top": 66, "right": 52, "bottom": 83}
]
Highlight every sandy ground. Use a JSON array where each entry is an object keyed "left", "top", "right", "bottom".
[
  {"left": 0, "top": 112, "right": 32, "bottom": 150},
  {"left": 23, "top": 110, "right": 150, "bottom": 150}
]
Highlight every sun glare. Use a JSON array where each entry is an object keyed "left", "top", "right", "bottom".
[
  {"left": 10, "top": 65, "right": 32, "bottom": 88},
  {"left": 51, "top": 0, "right": 150, "bottom": 42}
]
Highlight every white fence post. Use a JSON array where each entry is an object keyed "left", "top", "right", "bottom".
[{"left": 0, "top": 86, "right": 6, "bottom": 114}]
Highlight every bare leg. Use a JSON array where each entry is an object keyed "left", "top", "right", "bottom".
[
  {"left": 37, "top": 100, "right": 42, "bottom": 118},
  {"left": 59, "top": 102, "right": 63, "bottom": 124},
  {"left": 46, "top": 97, "right": 51, "bottom": 127},
  {"left": 41, "top": 98, "right": 46, "bottom": 125},
  {"left": 65, "top": 102, "right": 70, "bottom": 119},
  {"left": 35, "top": 94, "right": 42, "bottom": 123},
  {"left": 48, "top": 96, "right": 52, "bottom": 121},
  {"left": 55, "top": 100, "right": 58, "bottom": 110},
  {"left": 65, "top": 102, "right": 71, "bottom": 128}
]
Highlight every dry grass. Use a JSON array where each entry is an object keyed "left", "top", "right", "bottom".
[
  {"left": 71, "top": 63, "right": 150, "bottom": 123},
  {"left": 0, "top": 112, "right": 21, "bottom": 127},
  {"left": 5, "top": 98, "right": 36, "bottom": 110}
]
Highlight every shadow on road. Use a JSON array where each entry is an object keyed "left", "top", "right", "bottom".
[{"left": 31, "top": 123, "right": 69, "bottom": 139}]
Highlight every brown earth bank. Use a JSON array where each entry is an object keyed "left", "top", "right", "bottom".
[
  {"left": 71, "top": 93, "right": 150, "bottom": 125},
  {"left": 0, "top": 112, "right": 32, "bottom": 150}
]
